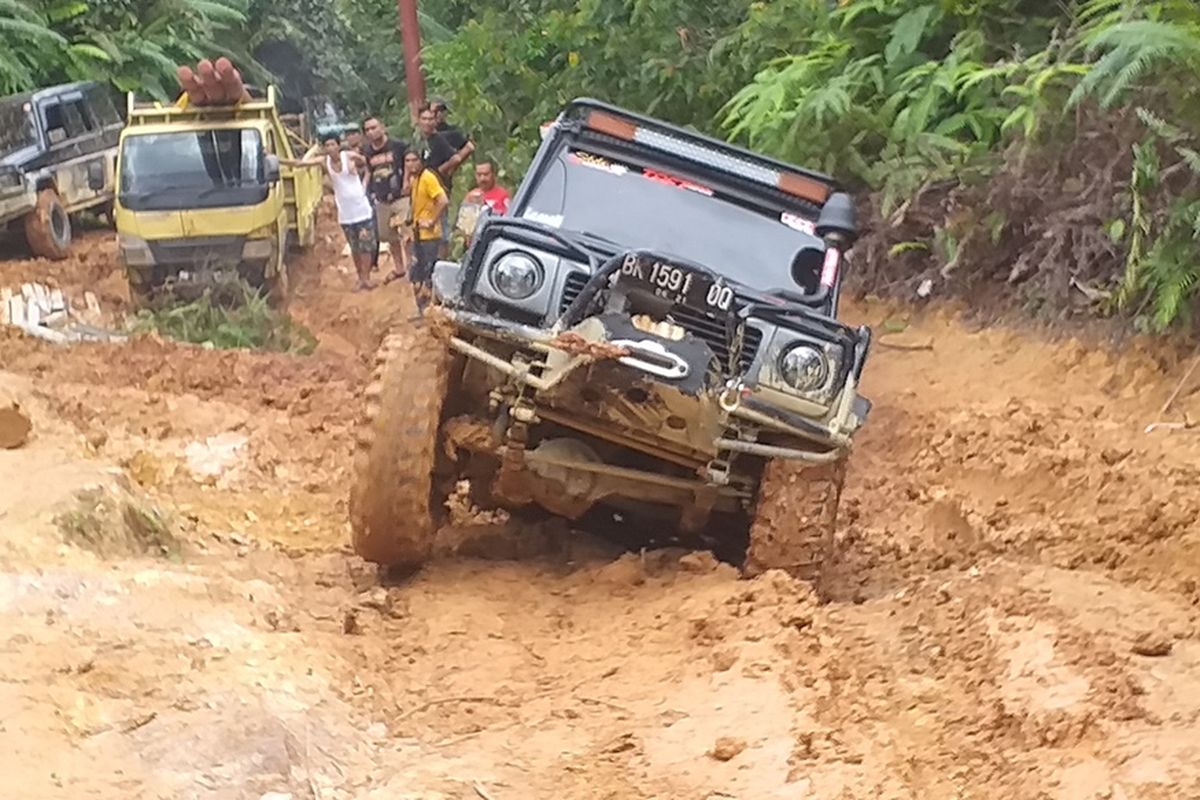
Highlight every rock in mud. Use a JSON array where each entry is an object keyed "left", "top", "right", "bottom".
[
  {"left": 594, "top": 553, "right": 647, "bottom": 587},
  {"left": 1131, "top": 632, "right": 1173, "bottom": 658},
  {"left": 0, "top": 389, "right": 32, "bottom": 449},
  {"left": 709, "top": 736, "right": 748, "bottom": 761},
  {"left": 678, "top": 551, "right": 720, "bottom": 573}
]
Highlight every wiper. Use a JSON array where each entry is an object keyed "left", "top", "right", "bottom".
[
  {"left": 194, "top": 181, "right": 255, "bottom": 200},
  {"left": 120, "top": 190, "right": 163, "bottom": 201},
  {"left": 574, "top": 229, "right": 622, "bottom": 250}
]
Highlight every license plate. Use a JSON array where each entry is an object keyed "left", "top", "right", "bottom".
[{"left": 616, "top": 254, "right": 735, "bottom": 313}]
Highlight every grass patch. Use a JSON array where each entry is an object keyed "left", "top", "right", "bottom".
[
  {"left": 56, "top": 488, "right": 179, "bottom": 559},
  {"left": 132, "top": 281, "right": 318, "bottom": 355}
]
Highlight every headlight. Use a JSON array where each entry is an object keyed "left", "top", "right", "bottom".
[
  {"left": 489, "top": 251, "right": 543, "bottom": 300},
  {"left": 778, "top": 344, "right": 829, "bottom": 393}
]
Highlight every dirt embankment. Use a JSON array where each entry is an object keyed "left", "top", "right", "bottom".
[{"left": 0, "top": 216, "right": 1198, "bottom": 799}]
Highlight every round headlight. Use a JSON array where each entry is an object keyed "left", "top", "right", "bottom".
[
  {"left": 489, "top": 251, "right": 544, "bottom": 300},
  {"left": 778, "top": 344, "right": 829, "bottom": 392}
]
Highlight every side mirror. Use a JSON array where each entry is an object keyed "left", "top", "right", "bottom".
[
  {"left": 815, "top": 192, "right": 858, "bottom": 246},
  {"left": 264, "top": 154, "right": 281, "bottom": 184},
  {"left": 87, "top": 161, "right": 105, "bottom": 191}
]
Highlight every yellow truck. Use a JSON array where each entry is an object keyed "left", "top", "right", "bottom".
[{"left": 113, "top": 86, "right": 323, "bottom": 306}]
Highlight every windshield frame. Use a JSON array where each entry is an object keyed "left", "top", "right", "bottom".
[
  {"left": 118, "top": 126, "right": 270, "bottom": 212},
  {"left": 513, "top": 135, "right": 826, "bottom": 294}
]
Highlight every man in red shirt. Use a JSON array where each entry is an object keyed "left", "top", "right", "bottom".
[
  {"left": 465, "top": 159, "right": 510, "bottom": 215},
  {"left": 459, "top": 159, "right": 511, "bottom": 247}
]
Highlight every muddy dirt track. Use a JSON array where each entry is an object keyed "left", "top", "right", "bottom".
[{"left": 2, "top": 213, "right": 1200, "bottom": 800}]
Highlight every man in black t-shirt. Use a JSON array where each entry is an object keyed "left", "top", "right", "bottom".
[
  {"left": 430, "top": 97, "right": 468, "bottom": 151},
  {"left": 416, "top": 103, "right": 474, "bottom": 257},
  {"left": 362, "top": 117, "right": 409, "bottom": 279}
]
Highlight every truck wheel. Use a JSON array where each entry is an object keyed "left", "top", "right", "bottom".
[
  {"left": 24, "top": 189, "right": 72, "bottom": 260},
  {"left": 127, "top": 269, "right": 154, "bottom": 310},
  {"left": 350, "top": 323, "right": 451, "bottom": 568},
  {"left": 262, "top": 229, "right": 290, "bottom": 307},
  {"left": 263, "top": 260, "right": 288, "bottom": 308},
  {"left": 744, "top": 458, "right": 847, "bottom": 586}
]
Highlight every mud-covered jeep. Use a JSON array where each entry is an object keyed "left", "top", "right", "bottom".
[
  {"left": 0, "top": 82, "right": 121, "bottom": 260},
  {"left": 350, "top": 99, "right": 873, "bottom": 581}
]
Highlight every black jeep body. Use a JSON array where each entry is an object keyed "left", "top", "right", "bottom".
[{"left": 351, "top": 98, "right": 873, "bottom": 581}]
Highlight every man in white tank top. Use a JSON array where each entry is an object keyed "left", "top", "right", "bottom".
[{"left": 283, "top": 134, "right": 380, "bottom": 291}]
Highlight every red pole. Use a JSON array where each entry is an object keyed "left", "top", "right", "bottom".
[{"left": 397, "top": 0, "right": 426, "bottom": 126}]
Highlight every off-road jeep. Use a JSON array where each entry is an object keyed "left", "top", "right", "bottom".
[
  {"left": 350, "top": 99, "right": 873, "bottom": 581},
  {"left": 0, "top": 82, "right": 122, "bottom": 260}
]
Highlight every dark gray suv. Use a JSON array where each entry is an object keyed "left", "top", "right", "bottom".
[{"left": 0, "top": 81, "right": 122, "bottom": 260}]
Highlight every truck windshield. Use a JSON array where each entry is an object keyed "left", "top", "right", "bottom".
[
  {"left": 0, "top": 100, "right": 38, "bottom": 157},
  {"left": 119, "top": 129, "right": 268, "bottom": 211},
  {"left": 518, "top": 147, "right": 824, "bottom": 292}
]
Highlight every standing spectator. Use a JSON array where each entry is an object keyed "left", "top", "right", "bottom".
[
  {"left": 464, "top": 159, "right": 511, "bottom": 215},
  {"left": 430, "top": 97, "right": 467, "bottom": 149},
  {"left": 362, "top": 117, "right": 410, "bottom": 281},
  {"left": 404, "top": 148, "right": 448, "bottom": 312},
  {"left": 282, "top": 134, "right": 377, "bottom": 291},
  {"left": 460, "top": 159, "right": 511, "bottom": 247},
  {"left": 345, "top": 125, "right": 380, "bottom": 272},
  {"left": 415, "top": 104, "right": 474, "bottom": 258}
]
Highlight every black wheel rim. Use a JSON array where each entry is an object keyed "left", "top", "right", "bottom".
[{"left": 51, "top": 206, "right": 68, "bottom": 243}]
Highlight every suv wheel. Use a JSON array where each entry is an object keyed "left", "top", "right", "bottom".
[
  {"left": 744, "top": 458, "right": 847, "bottom": 586},
  {"left": 350, "top": 323, "right": 452, "bottom": 568},
  {"left": 24, "top": 189, "right": 72, "bottom": 260}
]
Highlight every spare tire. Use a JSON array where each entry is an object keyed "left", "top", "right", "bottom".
[{"left": 23, "top": 189, "right": 72, "bottom": 261}]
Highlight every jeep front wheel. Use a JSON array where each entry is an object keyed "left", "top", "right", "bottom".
[
  {"left": 24, "top": 189, "right": 72, "bottom": 260},
  {"left": 349, "top": 323, "right": 451, "bottom": 568},
  {"left": 744, "top": 458, "right": 847, "bottom": 586}
]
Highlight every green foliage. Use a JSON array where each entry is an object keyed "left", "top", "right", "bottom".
[
  {"left": 133, "top": 284, "right": 318, "bottom": 354},
  {"left": 419, "top": 0, "right": 754, "bottom": 181},
  {"left": 1118, "top": 108, "right": 1200, "bottom": 331},
  {"left": 0, "top": 0, "right": 253, "bottom": 99},
  {"left": 717, "top": 0, "right": 1200, "bottom": 328},
  {"left": 721, "top": 1, "right": 1083, "bottom": 210}
]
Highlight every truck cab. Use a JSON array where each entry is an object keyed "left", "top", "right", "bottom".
[
  {"left": 0, "top": 82, "right": 122, "bottom": 260},
  {"left": 113, "top": 86, "right": 322, "bottom": 306}
]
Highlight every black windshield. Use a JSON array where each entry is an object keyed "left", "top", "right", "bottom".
[
  {"left": 518, "top": 148, "right": 824, "bottom": 292},
  {"left": 119, "top": 129, "right": 268, "bottom": 211},
  {"left": 0, "top": 100, "right": 38, "bottom": 158}
]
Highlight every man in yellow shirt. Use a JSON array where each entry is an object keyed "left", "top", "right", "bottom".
[{"left": 395, "top": 149, "right": 448, "bottom": 311}]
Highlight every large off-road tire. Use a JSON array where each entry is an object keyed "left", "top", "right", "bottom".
[
  {"left": 23, "top": 189, "right": 72, "bottom": 260},
  {"left": 744, "top": 458, "right": 847, "bottom": 583},
  {"left": 349, "top": 324, "right": 451, "bottom": 568}
]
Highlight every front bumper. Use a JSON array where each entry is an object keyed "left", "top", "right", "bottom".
[
  {"left": 438, "top": 301, "right": 867, "bottom": 464},
  {"left": 0, "top": 186, "right": 34, "bottom": 226},
  {"left": 119, "top": 235, "right": 276, "bottom": 286}
]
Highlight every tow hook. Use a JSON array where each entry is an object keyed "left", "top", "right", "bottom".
[{"left": 719, "top": 379, "right": 747, "bottom": 413}]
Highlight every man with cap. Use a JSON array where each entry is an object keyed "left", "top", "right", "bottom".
[{"left": 416, "top": 99, "right": 474, "bottom": 257}]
